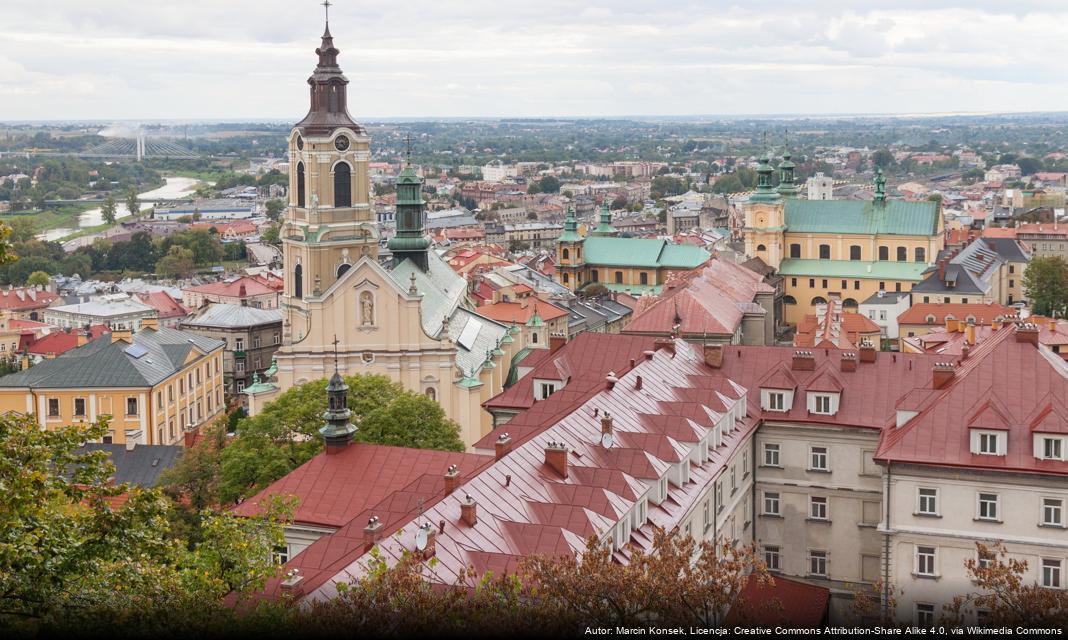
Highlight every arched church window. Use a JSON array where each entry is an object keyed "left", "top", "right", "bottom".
[
  {"left": 293, "top": 263, "right": 303, "bottom": 300},
  {"left": 897, "top": 247, "right": 907, "bottom": 261},
  {"left": 297, "top": 163, "right": 306, "bottom": 208},
  {"left": 915, "top": 247, "right": 926, "bottom": 263},
  {"left": 879, "top": 246, "right": 889, "bottom": 261},
  {"left": 849, "top": 245, "right": 861, "bottom": 261},
  {"left": 819, "top": 244, "right": 831, "bottom": 259},
  {"left": 336, "top": 263, "right": 351, "bottom": 278},
  {"left": 562, "top": 248, "right": 569, "bottom": 260},
  {"left": 811, "top": 296, "right": 827, "bottom": 306},
  {"left": 359, "top": 291, "right": 375, "bottom": 326},
  {"left": 531, "top": 332, "right": 538, "bottom": 344},
  {"left": 757, "top": 244, "right": 767, "bottom": 252},
  {"left": 334, "top": 162, "right": 352, "bottom": 208}
]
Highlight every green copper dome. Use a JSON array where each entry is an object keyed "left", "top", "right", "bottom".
[
  {"left": 558, "top": 205, "right": 582, "bottom": 243},
  {"left": 591, "top": 201, "right": 617, "bottom": 236},
  {"left": 749, "top": 153, "right": 781, "bottom": 204},
  {"left": 776, "top": 150, "right": 799, "bottom": 198}
]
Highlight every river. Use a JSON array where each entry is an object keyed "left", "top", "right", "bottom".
[{"left": 37, "top": 176, "right": 204, "bottom": 242}]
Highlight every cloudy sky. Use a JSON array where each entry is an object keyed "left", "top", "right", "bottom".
[{"left": 2, "top": 0, "right": 1066, "bottom": 121}]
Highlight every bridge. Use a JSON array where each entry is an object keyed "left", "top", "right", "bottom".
[{"left": 1, "top": 131, "right": 200, "bottom": 160}]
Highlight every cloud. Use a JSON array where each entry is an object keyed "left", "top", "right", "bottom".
[{"left": 0, "top": 1, "right": 1066, "bottom": 120}]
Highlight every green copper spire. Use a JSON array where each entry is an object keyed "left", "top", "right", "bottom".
[
  {"left": 873, "top": 167, "right": 887, "bottom": 205},
  {"left": 388, "top": 135, "right": 432, "bottom": 270},
  {"left": 591, "top": 200, "right": 617, "bottom": 236},
  {"left": 319, "top": 338, "right": 356, "bottom": 448},
  {"left": 558, "top": 205, "right": 582, "bottom": 242},
  {"left": 776, "top": 150, "right": 799, "bottom": 198},
  {"left": 749, "top": 150, "right": 781, "bottom": 204}
]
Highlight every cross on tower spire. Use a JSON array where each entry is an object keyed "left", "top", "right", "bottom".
[
  {"left": 332, "top": 334, "right": 340, "bottom": 372},
  {"left": 405, "top": 134, "right": 412, "bottom": 166},
  {"left": 322, "top": 0, "right": 331, "bottom": 25}
]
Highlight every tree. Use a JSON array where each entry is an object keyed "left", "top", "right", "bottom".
[
  {"left": 508, "top": 239, "right": 530, "bottom": 253},
  {"left": 1023, "top": 256, "right": 1068, "bottom": 317},
  {"left": 217, "top": 374, "right": 464, "bottom": 503},
  {"left": 538, "top": 175, "right": 561, "bottom": 194},
  {"left": 6, "top": 217, "right": 37, "bottom": 243},
  {"left": 101, "top": 194, "right": 117, "bottom": 225},
  {"left": 155, "top": 245, "right": 196, "bottom": 279},
  {"left": 0, "top": 412, "right": 291, "bottom": 632},
  {"left": 872, "top": 149, "right": 895, "bottom": 169},
  {"left": 610, "top": 195, "right": 628, "bottom": 210},
  {"left": 25, "top": 270, "right": 50, "bottom": 287},
  {"left": 265, "top": 198, "right": 285, "bottom": 221},
  {"left": 943, "top": 542, "right": 1068, "bottom": 627},
  {"left": 1016, "top": 156, "right": 1043, "bottom": 176},
  {"left": 261, "top": 223, "right": 280, "bottom": 245},
  {"left": 125, "top": 187, "right": 140, "bottom": 218},
  {"left": 650, "top": 175, "right": 686, "bottom": 200}
]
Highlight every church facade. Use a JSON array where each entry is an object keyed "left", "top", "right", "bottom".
[
  {"left": 247, "top": 20, "right": 538, "bottom": 446},
  {"left": 743, "top": 157, "right": 944, "bottom": 326}
]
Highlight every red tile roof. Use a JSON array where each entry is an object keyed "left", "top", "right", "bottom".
[
  {"left": 134, "top": 291, "right": 189, "bottom": 319},
  {"left": 184, "top": 276, "right": 275, "bottom": 299},
  {"left": 0, "top": 287, "right": 58, "bottom": 312},
  {"left": 877, "top": 325, "right": 1068, "bottom": 475},
  {"left": 481, "top": 333, "right": 659, "bottom": 416},
  {"left": 476, "top": 298, "right": 568, "bottom": 325},
  {"left": 794, "top": 298, "right": 881, "bottom": 350},
  {"left": 725, "top": 575, "right": 830, "bottom": 627},
  {"left": 624, "top": 259, "right": 773, "bottom": 337},
  {"left": 27, "top": 325, "right": 110, "bottom": 357},
  {"left": 233, "top": 443, "right": 492, "bottom": 528},
  {"left": 897, "top": 302, "right": 1013, "bottom": 326}
]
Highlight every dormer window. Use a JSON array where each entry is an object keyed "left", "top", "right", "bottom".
[
  {"left": 925, "top": 314, "right": 936, "bottom": 323},
  {"left": 762, "top": 389, "right": 791, "bottom": 412},
  {"left": 971, "top": 429, "right": 1005, "bottom": 456},
  {"left": 808, "top": 392, "right": 839, "bottom": 415},
  {"left": 1039, "top": 436, "right": 1065, "bottom": 461}
]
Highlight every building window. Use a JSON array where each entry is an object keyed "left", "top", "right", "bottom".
[
  {"left": 808, "top": 550, "right": 827, "bottom": 577},
  {"left": 126, "top": 397, "right": 138, "bottom": 416},
  {"left": 895, "top": 282, "right": 902, "bottom": 292},
  {"left": 812, "top": 394, "right": 832, "bottom": 414},
  {"left": 73, "top": 398, "right": 86, "bottom": 417},
  {"left": 235, "top": 337, "right": 245, "bottom": 351},
  {"left": 918, "top": 488, "right": 938, "bottom": 516},
  {"left": 236, "top": 360, "right": 246, "bottom": 375},
  {"left": 821, "top": 279, "right": 828, "bottom": 288},
  {"left": 764, "top": 491, "right": 780, "bottom": 515},
  {"left": 562, "top": 248, "right": 569, "bottom": 260},
  {"left": 915, "top": 603, "right": 935, "bottom": 627},
  {"left": 850, "top": 245, "right": 861, "bottom": 261},
  {"left": 562, "top": 273, "right": 569, "bottom": 284},
  {"left": 591, "top": 269, "right": 599, "bottom": 282},
  {"left": 897, "top": 247, "right": 907, "bottom": 261},
  {"left": 916, "top": 546, "right": 937, "bottom": 577},
  {"left": 615, "top": 271, "right": 623, "bottom": 284},
  {"left": 978, "top": 492, "right": 1000, "bottom": 521},
  {"left": 809, "top": 279, "right": 815, "bottom": 288},
  {"left": 764, "top": 546, "right": 781, "bottom": 571},
  {"left": 1043, "top": 437, "right": 1064, "bottom": 460},
  {"left": 273, "top": 545, "right": 290, "bottom": 565},
  {"left": 809, "top": 446, "right": 829, "bottom": 471},
  {"left": 879, "top": 246, "right": 889, "bottom": 261},
  {"left": 915, "top": 247, "right": 926, "bottom": 263},
  {"left": 809, "top": 496, "right": 828, "bottom": 520},
  {"left": 763, "top": 443, "right": 780, "bottom": 467},
  {"left": 819, "top": 244, "right": 830, "bottom": 259},
  {"left": 790, "top": 244, "right": 801, "bottom": 258},
  {"left": 294, "top": 263, "right": 303, "bottom": 299},
  {"left": 333, "top": 162, "right": 352, "bottom": 208},
  {"left": 979, "top": 432, "right": 1000, "bottom": 455},
  {"left": 715, "top": 481, "right": 723, "bottom": 512},
  {"left": 296, "top": 162, "right": 305, "bottom": 208},
  {"left": 978, "top": 546, "right": 995, "bottom": 569},
  {"left": 756, "top": 244, "right": 766, "bottom": 252},
  {"left": 1043, "top": 498, "right": 1064, "bottom": 527},
  {"left": 47, "top": 398, "right": 60, "bottom": 417},
  {"left": 767, "top": 392, "right": 785, "bottom": 411},
  {"left": 540, "top": 383, "right": 556, "bottom": 399},
  {"left": 1042, "top": 559, "right": 1062, "bottom": 589},
  {"left": 236, "top": 380, "right": 245, "bottom": 392},
  {"left": 640, "top": 272, "right": 649, "bottom": 285},
  {"left": 168, "top": 385, "right": 174, "bottom": 402}
]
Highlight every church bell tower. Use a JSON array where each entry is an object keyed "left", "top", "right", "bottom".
[{"left": 282, "top": 6, "right": 378, "bottom": 343}]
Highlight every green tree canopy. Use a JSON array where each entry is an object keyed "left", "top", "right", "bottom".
[
  {"left": 1023, "top": 256, "right": 1068, "bottom": 317},
  {"left": 101, "top": 194, "right": 117, "bottom": 225},
  {"left": 155, "top": 245, "right": 196, "bottom": 279},
  {"left": 126, "top": 187, "right": 140, "bottom": 218},
  {"left": 265, "top": 198, "right": 285, "bottom": 221},
  {"left": 537, "top": 175, "right": 561, "bottom": 194},
  {"left": 217, "top": 374, "right": 463, "bottom": 503},
  {"left": 25, "top": 270, "right": 50, "bottom": 287}
]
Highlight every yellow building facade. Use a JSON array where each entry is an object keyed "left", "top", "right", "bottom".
[
  {"left": 0, "top": 322, "right": 225, "bottom": 446},
  {"left": 743, "top": 163, "right": 943, "bottom": 326}
]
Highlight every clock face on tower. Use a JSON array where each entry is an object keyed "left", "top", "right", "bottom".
[
  {"left": 296, "top": 135, "right": 304, "bottom": 150},
  {"left": 334, "top": 135, "right": 350, "bottom": 151}
]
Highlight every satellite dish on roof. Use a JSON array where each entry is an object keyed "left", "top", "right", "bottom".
[
  {"left": 601, "top": 431, "right": 614, "bottom": 448},
  {"left": 414, "top": 524, "right": 429, "bottom": 551}
]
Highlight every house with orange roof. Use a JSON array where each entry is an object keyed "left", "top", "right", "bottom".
[
  {"left": 183, "top": 276, "right": 279, "bottom": 310},
  {"left": 793, "top": 297, "right": 881, "bottom": 350},
  {"left": 190, "top": 220, "right": 258, "bottom": 241},
  {"left": 133, "top": 291, "right": 189, "bottom": 328},
  {"left": 897, "top": 302, "right": 1014, "bottom": 349},
  {"left": 0, "top": 286, "right": 59, "bottom": 321}
]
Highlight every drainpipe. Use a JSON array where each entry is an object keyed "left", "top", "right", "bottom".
[{"left": 883, "top": 463, "right": 892, "bottom": 622}]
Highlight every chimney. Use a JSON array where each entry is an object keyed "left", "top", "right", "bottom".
[
  {"left": 111, "top": 329, "right": 132, "bottom": 344},
  {"left": 992, "top": 316, "right": 1004, "bottom": 330},
  {"left": 643, "top": 350, "right": 655, "bottom": 361},
  {"left": 1050, "top": 318, "right": 1058, "bottom": 332},
  {"left": 460, "top": 493, "right": 477, "bottom": 527},
  {"left": 544, "top": 441, "right": 569, "bottom": 478},
  {"left": 363, "top": 515, "right": 383, "bottom": 546},
  {"left": 239, "top": 283, "right": 247, "bottom": 298},
  {"left": 653, "top": 338, "right": 676, "bottom": 355},
  {"left": 965, "top": 321, "right": 976, "bottom": 346},
  {"left": 791, "top": 350, "right": 815, "bottom": 371},
  {"left": 938, "top": 258, "right": 947, "bottom": 281},
  {"left": 605, "top": 371, "right": 619, "bottom": 390},
  {"left": 443, "top": 464, "right": 460, "bottom": 494},
  {"left": 76, "top": 331, "right": 90, "bottom": 347},
  {"left": 417, "top": 522, "right": 437, "bottom": 559},
  {"left": 840, "top": 352, "right": 857, "bottom": 372},
  {"left": 601, "top": 411, "right": 614, "bottom": 439},
  {"left": 703, "top": 344, "right": 724, "bottom": 369},
  {"left": 124, "top": 429, "right": 142, "bottom": 451},
  {"left": 859, "top": 340, "right": 877, "bottom": 363},
  {"left": 20, "top": 354, "right": 30, "bottom": 371},
  {"left": 1016, "top": 322, "right": 1040, "bottom": 345},
  {"left": 141, "top": 316, "right": 158, "bottom": 331},
  {"left": 634, "top": 375, "right": 643, "bottom": 391},
  {"left": 944, "top": 316, "right": 955, "bottom": 332},
  {"left": 932, "top": 362, "right": 956, "bottom": 389},
  {"left": 280, "top": 569, "right": 305, "bottom": 595},
  {"left": 548, "top": 334, "right": 566, "bottom": 354},
  {"left": 494, "top": 433, "right": 513, "bottom": 460}
]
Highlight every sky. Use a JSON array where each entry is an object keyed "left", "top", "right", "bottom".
[{"left": 2, "top": 0, "right": 1067, "bottom": 121}]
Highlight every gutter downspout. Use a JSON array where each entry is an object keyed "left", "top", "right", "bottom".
[{"left": 883, "top": 462, "right": 892, "bottom": 622}]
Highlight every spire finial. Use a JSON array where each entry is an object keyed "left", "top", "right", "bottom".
[
  {"left": 761, "top": 130, "right": 768, "bottom": 159},
  {"left": 405, "top": 134, "right": 412, "bottom": 166},
  {"left": 322, "top": 0, "right": 331, "bottom": 25},
  {"left": 332, "top": 334, "right": 340, "bottom": 372}
]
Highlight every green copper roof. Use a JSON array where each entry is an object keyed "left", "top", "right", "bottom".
[
  {"left": 778, "top": 259, "right": 930, "bottom": 281},
  {"left": 581, "top": 236, "right": 710, "bottom": 269},
  {"left": 559, "top": 205, "right": 582, "bottom": 243},
  {"left": 749, "top": 153, "right": 781, "bottom": 204},
  {"left": 458, "top": 371, "right": 483, "bottom": 389},
  {"left": 241, "top": 371, "right": 277, "bottom": 395},
  {"left": 776, "top": 151, "right": 799, "bottom": 197},
  {"left": 591, "top": 202, "right": 617, "bottom": 236},
  {"left": 873, "top": 168, "right": 887, "bottom": 204},
  {"left": 783, "top": 198, "right": 939, "bottom": 236},
  {"left": 525, "top": 311, "right": 545, "bottom": 328},
  {"left": 500, "top": 331, "right": 514, "bottom": 344}
]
